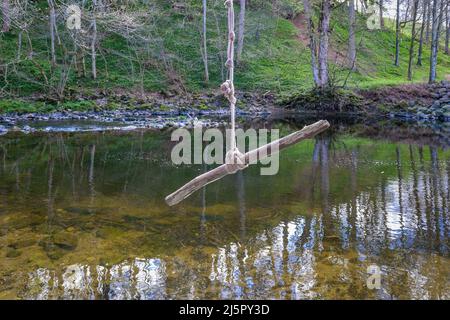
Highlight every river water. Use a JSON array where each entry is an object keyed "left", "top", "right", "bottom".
[{"left": 0, "top": 116, "right": 449, "bottom": 299}]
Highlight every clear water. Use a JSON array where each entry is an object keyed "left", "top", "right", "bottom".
[{"left": 0, "top": 116, "right": 449, "bottom": 299}]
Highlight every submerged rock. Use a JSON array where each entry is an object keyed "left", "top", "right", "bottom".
[
  {"left": 39, "top": 231, "right": 78, "bottom": 260},
  {"left": 8, "top": 238, "right": 36, "bottom": 249},
  {"left": 5, "top": 248, "right": 22, "bottom": 258},
  {"left": 95, "top": 229, "right": 108, "bottom": 239},
  {"left": 53, "top": 232, "right": 78, "bottom": 250},
  {"left": 8, "top": 215, "right": 45, "bottom": 229},
  {"left": 63, "top": 207, "right": 93, "bottom": 215},
  {"left": 46, "top": 248, "right": 66, "bottom": 260}
]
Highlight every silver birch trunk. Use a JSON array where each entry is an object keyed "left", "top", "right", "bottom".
[
  {"left": 445, "top": 1, "right": 449, "bottom": 54},
  {"left": 91, "top": 0, "right": 97, "bottom": 79},
  {"left": 48, "top": 0, "right": 56, "bottom": 66},
  {"left": 1, "top": 0, "right": 9, "bottom": 32},
  {"left": 237, "top": 0, "right": 246, "bottom": 62},
  {"left": 436, "top": 0, "right": 445, "bottom": 51},
  {"left": 202, "top": 0, "right": 209, "bottom": 84},
  {"left": 429, "top": 0, "right": 441, "bottom": 82},
  {"left": 379, "top": 0, "right": 385, "bottom": 28},
  {"left": 318, "top": 0, "right": 331, "bottom": 87},
  {"left": 17, "top": 32, "right": 22, "bottom": 59},
  {"left": 408, "top": 0, "right": 419, "bottom": 80},
  {"left": 426, "top": 0, "right": 432, "bottom": 42},
  {"left": 394, "top": 0, "right": 401, "bottom": 66},
  {"left": 213, "top": 3, "right": 225, "bottom": 81},
  {"left": 417, "top": 0, "right": 428, "bottom": 65},
  {"left": 348, "top": 0, "right": 356, "bottom": 70},
  {"left": 302, "top": 0, "right": 320, "bottom": 86}
]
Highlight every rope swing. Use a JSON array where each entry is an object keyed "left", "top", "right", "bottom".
[
  {"left": 165, "top": 1, "right": 330, "bottom": 206},
  {"left": 222, "top": 0, "right": 247, "bottom": 174}
]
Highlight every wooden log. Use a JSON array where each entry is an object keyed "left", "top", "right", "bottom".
[{"left": 165, "top": 120, "right": 330, "bottom": 206}]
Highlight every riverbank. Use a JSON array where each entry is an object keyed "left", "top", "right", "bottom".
[
  {"left": 0, "top": 81, "right": 449, "bottom": 135},
  {"left": 281, "top": 80, "right": 450, "bottom": 121},
  {"left": 358, "top": 80, "right": 450, "bottom": 121}
]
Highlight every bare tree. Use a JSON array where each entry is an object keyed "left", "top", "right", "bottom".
[
  {"left": 237, "top": 0, "right": 246, "bottom": 63},
  {"left": 417, "top": 0, "right": 428, "bottom": 65},
  {"left": 429, "top": 0, "right": 441, "bottom": 82},
  {"left": 213, "top": 0, "right": 225, "bottom": 81},
  {"left": 302, "top": 0, "right": 320, "bottom": 85},
  {"left": 408, "top": 0, "right": 419, "bottom": 80},
  {"left": 348, "top": 0, "right": 356, "bottom": 70},
  {"left": 445, "top": 0, "right": 449, "bottom": 54},
  {"left": 48, "top": 0, "right": 57, "bottom": 66},
  {"left": 394, "top": 0, "right": 401, "bottom": 66},
  {"left": 1, "top": 0, "right": 9, "bottom": 32},
  {"left": 379, "top": 0, "right": 385, "bottom": 28},
  {"left": 318, "top": 0, "right": 331, "bottom": 87},
  {"left": 200, "top": 0, "right": 209, "bottom": 84},
  {"left": 10, "top": 0, "right": 33, "bottom": 59},
  {"left": 436, "top": 0, "right": 446, "bottom": 52},
  {"left": 426, "top": 0, "right": 432, "bottom": 42},
  {"left": 91, "top": 0, "right": 98, "bottom": 79},
  {"left": 302, "top": 0, "right": 331, "bottom": 88}
]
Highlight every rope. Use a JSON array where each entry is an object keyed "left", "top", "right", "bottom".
[{"left": 222, "top": 0, "right": 247, "bottom": 174}]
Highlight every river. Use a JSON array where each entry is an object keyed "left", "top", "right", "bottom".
[{"left": 0, "top": 115, "right": 448, "bottom": 299}]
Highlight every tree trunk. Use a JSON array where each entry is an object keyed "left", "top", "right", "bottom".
[
  {"left": 426, "top": 0, "right": 432, "bottom": 42},
  {"left": 91, "top": 0, "right": 97, "bottom": 79},
  {"left": 202, "top": 0, "right": 209, "bottom": 84},
  {"left": 89, "top": 144, "right": 96, "bottom": 204},
  {"left": 394, "top": 0, "right": 401, "bottom": 66},
  {"left": 407, "top": 0, "right": 419, "bottom": 80},
  {"left": 302, "top": 0, "right": 320, "bottom": 86},
  {"left": 17, "top": 31, "right": 22, "bottom": 59},
  {"left": 436, "top": 0, "right": 445, "bottom": 52},
  {"left": 213, "top": 2, "right": 225, "bottom": 81},
  {"left": 237, "top": 0, "right": 246, "bottom": 63},
  {"left": 403, "top": 0, "right": 412, "bottom": 25},
  {"left": 379, "top": 0, "right": 385, "bottom": 28},
  {"left": 348, "top": 0, "right": 357, "bottom": 70},
  {"left": 1, "top": 0, "right": 10, "bottom": 32},
  {"left": 48, "top": 0, "right": 57, "bottom": 66},
  {"left": 429, "top": 0, "right": 441, "bottom": 83},
  {"left": 362, "top": 0, "right": 368, "bottom": 8},
  {"left": 445, "top": 1, "right": 449, "bottom": 54},
  {"left": 318, "top": 0, "right": 331, "bottom": 87},
  {"left": 417, "top": 0, "right": 428, "bottom": 65}
]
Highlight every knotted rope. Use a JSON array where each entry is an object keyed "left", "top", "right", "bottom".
[{"left": 222, "top": 0, "right": 247, "bottom": 174}]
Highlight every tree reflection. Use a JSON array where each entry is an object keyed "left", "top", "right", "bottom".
[{"left": 0, "top": 130, "right": 448, "bottom": 300}]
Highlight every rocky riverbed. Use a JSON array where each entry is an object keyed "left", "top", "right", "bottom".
[
  {"left": 0, "top": 90, "right": 274, "bottom": 134},
  {"left": 0, "top": 109, "right": 274, "bottom": 135}
]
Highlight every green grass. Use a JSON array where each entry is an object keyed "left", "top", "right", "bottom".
[
  {"left": 0, "top": 99, "right": 100, "bottom": 114},
  {"left": 0, "top": 2, "right": 449, "bottom": 111},
  {"left": 0, "top": 99, "right": 43, "bottom": 113},
  {"left": 340, "top": 15, "right": 449, "bottom": 88}
]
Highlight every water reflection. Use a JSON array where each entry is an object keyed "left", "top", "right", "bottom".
[
  {"left": 26, "top": 258, "right": 166, "bottom": 300},
  {"left": 0, "top": 120, "right": 449, "bottom": 299}
]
